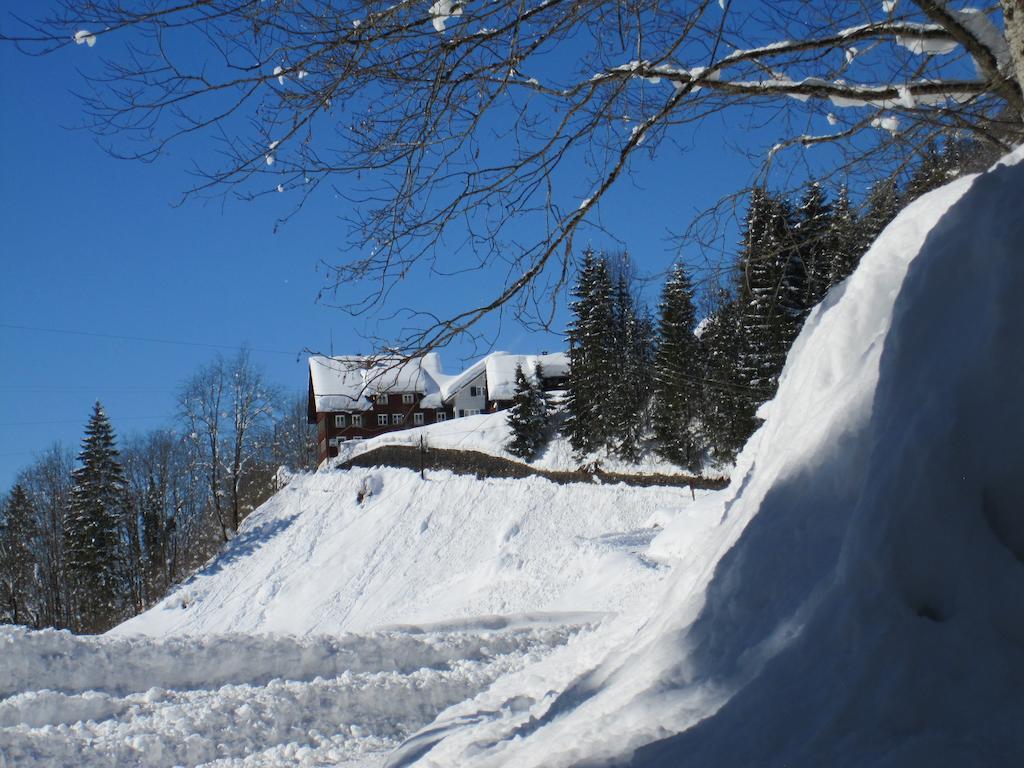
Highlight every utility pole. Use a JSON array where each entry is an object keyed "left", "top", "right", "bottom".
[{"left": 419, "top": 435, "right": 426, "bottom": 480}]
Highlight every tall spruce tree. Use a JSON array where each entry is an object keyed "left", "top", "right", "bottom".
[
  {"left": 0, "top": 484, "right": 41, "bottom": 626},
  {"left": 564, "top": 250, "right": 616, "bottom": 455},
  {"left": 859, "top": 178, "right": 902, "bottom": 257},
  {"left": 793, "top": 182, "right": 834, "bottom": 309},
  {"left": 736, "top": 189, "right": 804, "bottom": 404},
  {"left": 64, "top": 402, "right": 129, "bottom": 633},
  {"left": 700, "top": 288, "right": 757, "bottom": 462},
  {"left": 904, "top": 141, "right": 948, "bottom": 202},
  {"left": 828, "top": 184, "right": 861, "bottom": 287},
  {"left": 653, "top": 263, "right": 703, "bottom": 469},
  {"left": 608, "top": 268, "right": 654, "bottom": 461},
  {"left": 506, "top": 363, "right": 550, "bottom": 459}
]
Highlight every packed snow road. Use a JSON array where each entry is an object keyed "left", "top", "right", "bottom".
[{"left": 0, "top": 622, "right": 582, "bottom": 767}]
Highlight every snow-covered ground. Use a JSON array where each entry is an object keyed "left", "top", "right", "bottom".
[
  {"left": 4, "top": 151, "right": 1023, "bottom": 767},
  {"left": 0, "top": 624, "right": 577, "bottom": 766}
]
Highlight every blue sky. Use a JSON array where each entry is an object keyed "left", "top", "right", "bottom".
[{"left": 0, "top": 6, "right": 779, "bottom": 489}]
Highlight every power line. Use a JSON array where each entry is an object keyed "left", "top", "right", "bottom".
[
  {"left": 0, "top": 416, "right": 168, "bottom": 428},
  {"left": 0, "top": 322, "right": 302, "bottom": 357}
]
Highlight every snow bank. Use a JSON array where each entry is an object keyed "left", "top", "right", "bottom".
[
  {"left": 114, "top": 468, "right": 709, "bottom": 637},
  {"left": 389, "top": 151, "right": 1024, "bottom": 765}
]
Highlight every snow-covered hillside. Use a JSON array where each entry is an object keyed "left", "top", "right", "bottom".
[{"left": 114, "top": 468, "right": 709, "bottom": 637}]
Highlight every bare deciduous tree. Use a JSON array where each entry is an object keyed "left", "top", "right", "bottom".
[
  {"left": 179, "top": 349, "right": 280, "bottom": 539},
  {"left": 5, "top": 1, "right": 1022, "bottom": 348}
]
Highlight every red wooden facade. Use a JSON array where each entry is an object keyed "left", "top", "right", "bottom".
[{"left": 310, "top": 388, "right": 454, "bottom": 462}]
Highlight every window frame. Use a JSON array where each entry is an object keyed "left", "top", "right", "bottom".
[
  {"left": 435, "top": 411, "right": 447, "bottom": 422},
  {"left": 377, "top": 413, "right": 389, "bottom": 426},
  {"left": 334, "top": 414, "right": 347, "bottom": 428},
  {"left": 352, "top": 414, "right": 363, "bottom": 428},
  {"left": 413, "top": 412, "right": 424, "bottom": 425},
  {"left": 401, "top": 393, "right": 415, "bottom": 404},
  {"left": 392, "top": 413, "right": 405, "bottom": 425}
]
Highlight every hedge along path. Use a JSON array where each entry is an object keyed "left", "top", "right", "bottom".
[{"left": 336, "top": 444, "right": 729, "bottom": 492}]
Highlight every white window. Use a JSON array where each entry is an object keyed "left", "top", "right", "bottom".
[
  {"left": 467, "top": 409, "right": 482, "bottom": 416},
  {"left": 377, "top": 414, "right": 389, "bottom": 426},
  {"left": 402, "top": 393, "right": 415, "bottom": 404},
  {"left": 435, "top": 411, "right": 447, "bottom": 422},
  {"left": 334, "top": 414, "right": 346, "bottom": 428},
  {"left": 328, "top": 437, "right": 338, "bottom": 447},
  {"left": 413, "top": 412, "right": 424, "bottom": 425},
  {"left": 376, "top": 393, "right": 389, "bottom": 404},
  {"left": 392, "top": 413, "right": 405, "bottom": 425},
  {"left": 469, "top": 386, "right": 480, "bottom": 397},
  {"left": 352, "top": 414, "right": 363, "bottom": 427}
]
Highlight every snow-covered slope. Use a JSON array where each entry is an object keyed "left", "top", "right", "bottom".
[
  {"left": 114, "top": 468, "right": 711, "bottom": 637},
  {"left": 385, "top": 151, "right": 1024, "bottom": 766}
]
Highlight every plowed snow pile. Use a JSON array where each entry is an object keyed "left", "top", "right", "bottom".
[{"left": 386, "top": 152, "right": 1024, "bottom": 766}]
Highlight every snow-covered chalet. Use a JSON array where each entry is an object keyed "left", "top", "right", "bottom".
[{"left": 307, "top": 351, "right": 568, "bottom": 461}]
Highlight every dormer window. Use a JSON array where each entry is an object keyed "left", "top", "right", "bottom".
[
  {"left": 334, "top": 414, "right": 347, "bottom": 428},
  {"left": 402, "top": 393, "right": 415, "bottom": 404},
  {"left": 375, "top": 393, "right": 389, "bottom": 405}
]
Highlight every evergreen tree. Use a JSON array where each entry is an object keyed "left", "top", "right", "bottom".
[
  {"left": 904, "top": 140, "right": 947, "bottom": 201},
  {"left": 564, "top": 250, "right": 616, "bottom": 455},
  {"left": 792, "top": 182, "right": 834, "bottom": 308},
  {"left": 0, "top": 484, "right": 41, "bottom": 626},
  {"left": 699, "top": 288, "right": 757, "bottom": 462},
  {"left": 608, "top": 268, "right": 654, "bottom": 461},
  {"left": 828, "top": 184, "right": 861, "bottom": 286},
  {"left": 64, "top": 402, "right": 129, "bottom": 633},
  {"left": 736, "top": 189, "right": 804, "bottom": 404},
  {"left": 653, "top": 263, "right": 703, "bottom": 469},
  {"left": 858, "top": 178, "right": 901, "bottom": 265},
  {"left": 506, "top": 363, "right": 550, "bottom": 459}
]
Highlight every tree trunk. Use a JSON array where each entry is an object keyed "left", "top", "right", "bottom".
[{"left": 1002, "top": 0, "right": 1024, "bottom": 114}]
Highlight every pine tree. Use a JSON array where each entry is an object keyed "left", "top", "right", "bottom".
[
  {"left": 506, "top": 363, "right": 549, "bottom": 459},
  {"left": 699, "top": 288, "right": 757, "bottom": 462},
  {"left": 64, "top": 402, "right": 129, "bottom": 633},
  {"left": 736, "top": 189, "right": 804, "bottom": 404},
  {"left": 905, "top": 141, "right": 947, "bottom": 202},
  {"left": 653, "top": 262, "right": 703, "bottom": 469},
  {"left": 793, "top": 182, "right": 834, "bottom": 308},
  {"left": 0, "top": 484, "right": 41, "bottom": 626},
  {"left": 828, "top": 184, "right": 861, "bottom": 286},
  {"left": 564, "top": 250, "right": 616, "bottom": 455},
  {"left": 859, "top": 177, "right": 901, "bottom": 257},
  {"left": 608, "top": 268, "right": 654, "bottom": 461}
]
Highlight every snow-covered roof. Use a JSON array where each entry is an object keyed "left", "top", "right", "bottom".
[
  {"left": 309, "top": 350, "right": 569, "bottom": 412},
  {"left": 485, "top": 352, "right": 569, "bottom": 402},
  {"left": 308, "top": 353, "right": 443, "bottom": 412},
  {"left": 420, "top": 356, "right": 490, "bottom": 409}
]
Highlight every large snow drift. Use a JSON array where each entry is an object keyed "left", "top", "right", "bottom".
[
  {"left": 115, "top": 468, "right": 706, "bottom": 637},
  {"left": 389, "top": 152, "right": 1024, "bottom": 766}
]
